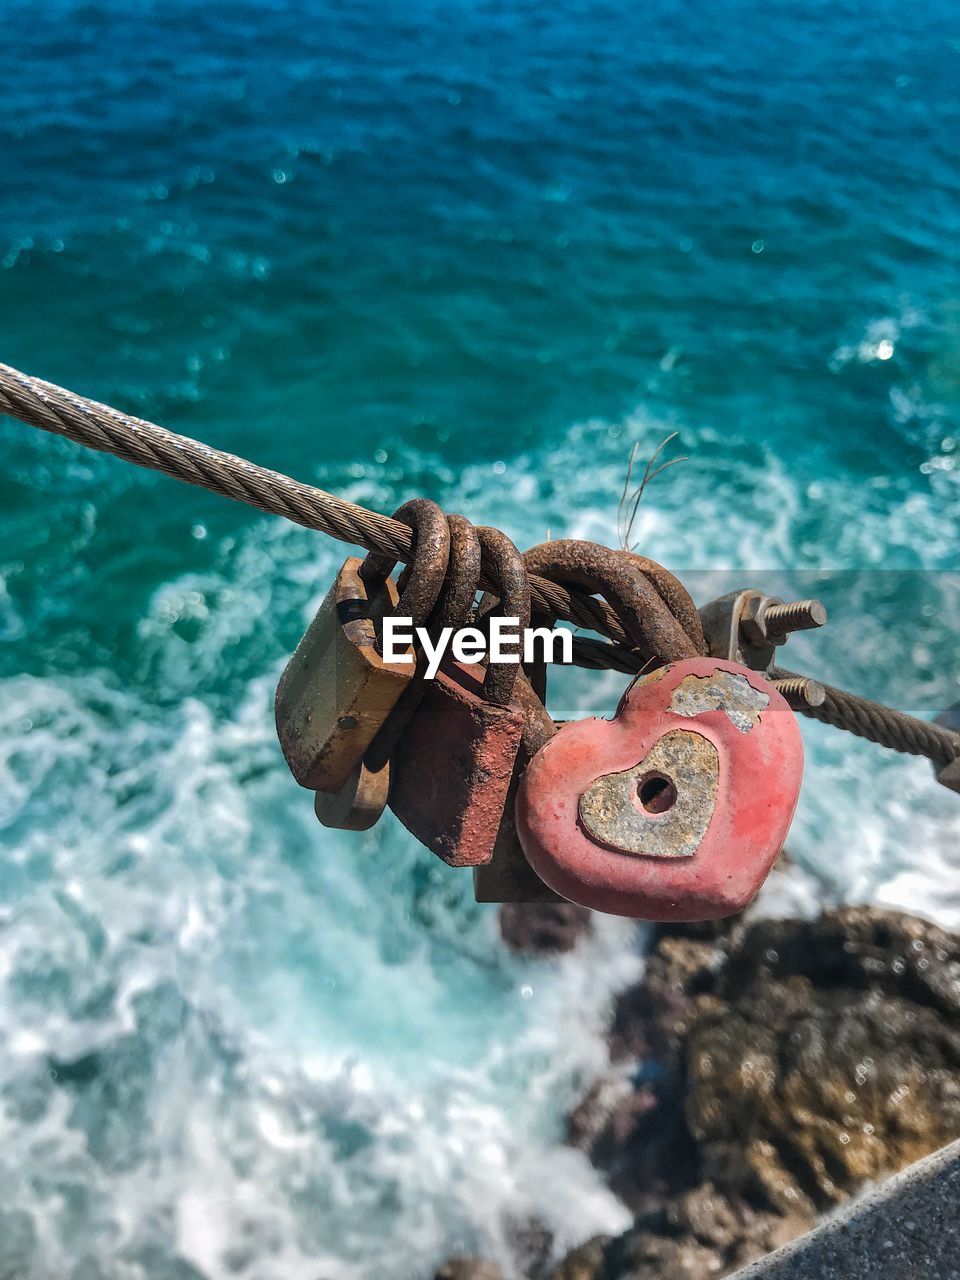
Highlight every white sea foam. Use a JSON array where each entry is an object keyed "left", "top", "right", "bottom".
[
  {"left": 0, "top": 633, "right": 636, "bottom": 1277},
  {"left": 1, "top": 397, "right": 959, "bottom": 1277}
]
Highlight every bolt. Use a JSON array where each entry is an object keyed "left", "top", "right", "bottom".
[
  {"left": 772, "top": 676, "right": 826, "bottom": 709},
  {"left": 762, "top": 599, "right": 827, "bottom": 638}
]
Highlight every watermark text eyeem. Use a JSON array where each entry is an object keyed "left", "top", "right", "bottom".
[{"left": 382, "top": 616, "right": 572, "bottom": 679}]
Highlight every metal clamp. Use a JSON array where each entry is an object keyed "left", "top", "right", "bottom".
[{"left": 699, "top": 590, "right": 827, "bottom": 710}]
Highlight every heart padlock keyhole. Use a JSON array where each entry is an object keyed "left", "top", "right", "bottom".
[{"left": 637, "top": 772, "right": 678, "bottom": 815}]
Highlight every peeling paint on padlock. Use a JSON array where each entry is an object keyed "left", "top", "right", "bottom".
[
  {"left": 515, "top": 657, "right": 804, "bottom": 922},
  {"left": 669, "top": 668, "right": 769, "bottom": 734},
  {"left": 578, "top": 729, "right": 719, "bottom": 858}
]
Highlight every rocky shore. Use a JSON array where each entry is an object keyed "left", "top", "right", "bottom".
[{"left": 434, "top": 903, "right": 960, "bottom": 1280}]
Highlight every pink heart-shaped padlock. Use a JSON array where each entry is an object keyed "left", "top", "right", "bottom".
[{"left": 515, "top": 658, "right": 803, "bottom": 921}]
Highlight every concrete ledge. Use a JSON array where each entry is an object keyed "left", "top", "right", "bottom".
[{"left": 729, "top": 1139, "right": 960, "bottom": 1279}]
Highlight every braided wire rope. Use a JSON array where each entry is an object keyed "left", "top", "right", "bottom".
[
  {"left": 772, "top": 669, "right": 960, "bottom": 766},
  {"left": 2, "top": 360, "right": 959, "bottom": 767},
  {"left": 0, "top": 361, "right": 634, "bottom": 646}
]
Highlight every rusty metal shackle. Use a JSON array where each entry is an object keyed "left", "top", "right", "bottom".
[
  {"left": 474, "top": 527, "right": 531, "bottom": 707},
  {"left": 522, "top": 540, "right": 698, "bottom": 665},
  {"left": 430, "top": 512, "right": 483, "bottom": 632},
  {"left": 360, "top": 498, "right": 450, "bottom": 641},
  {"left": 623, "top": 551, "right": 706, "bottom": 654},
  {"left": 364, "top": 508, "right": 502, "bottom": 771}
]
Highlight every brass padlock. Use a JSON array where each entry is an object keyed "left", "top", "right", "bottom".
[{"left": 275, "top": 499, "right": 449, "bottom": 794}]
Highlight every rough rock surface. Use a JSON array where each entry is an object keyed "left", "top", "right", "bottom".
[
  {"left": 498, "top": 902, "right": 593, "bottom": 955},
  {"left": 433, "top": 1260, "right": 504, "bottom": 1280},
  {"left": 432, "top": 907, "right": 960, "bottom": 1280},
  {"left": 556, "top": 907, "right": 960, "bottom": 1278},
  {"left": 550, "top": 1236, "right": 611, "bottom": 1280}
]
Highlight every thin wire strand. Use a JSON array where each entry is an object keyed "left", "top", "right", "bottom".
[{"left": 617, "top": 432, "right": 689, "bottom": 551}]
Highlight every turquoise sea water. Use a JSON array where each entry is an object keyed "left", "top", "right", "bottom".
[{"left": 1, "top": 2, "right": 959, "bottom": 1276}]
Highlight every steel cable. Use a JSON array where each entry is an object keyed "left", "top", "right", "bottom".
[
  {"left": 2, "top": 359, "right": 959, "bottom": 768},
  {"left": 0, "top": 361, "right": 633, "bottom": 645}
]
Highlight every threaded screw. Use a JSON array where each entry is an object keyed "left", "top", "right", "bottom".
[
  {"left": 763, "top": 599, "right": 827, "bottom": 637},
  {"left": 772, "top": 676, "right": 826, "bottom": 709}
]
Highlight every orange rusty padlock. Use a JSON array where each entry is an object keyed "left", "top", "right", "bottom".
[
  {"left": 516, "top": 656, "right": 804, "bottom": 921},
  {"left": 387, "top": 526, "right": 530, "bottom": 867},
  {"left": 275, "top": 499, "right": 449, "bottom": 795}
]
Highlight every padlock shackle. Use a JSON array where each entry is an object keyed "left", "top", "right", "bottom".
[
  {"left": 432, "top": 513, "right": 483, "bottom": 631},
  {"left": 364, "top": 510, "right": 493, "bottom": 773},
  {"left": 523, "top": 540, "right": 698, "bottom": 665},
  {"left": 621, "top": 551, "right": 706, "bottom": 654},
  {"left": 364, "top": 513, "right": 484, "bottom": 774},
  {"left": 476, "top": 526, "right": 531, "bottom": 707},
  {"left": 360, "top": 498, "right": 450, "bottom": 636}
]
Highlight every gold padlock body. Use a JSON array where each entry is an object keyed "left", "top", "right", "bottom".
[{"left": 276, "top": 557, "right": 413, "bottom": 791}]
